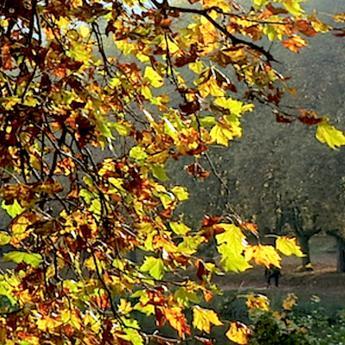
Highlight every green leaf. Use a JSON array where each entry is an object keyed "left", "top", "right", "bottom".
[
  {"left": 216, "top": 224, "right": 252, "bottom": 272},
  {"left": 152, "top": 164, "right": 169, "bottom": 181},
  {"left": 282, "top": 0, "right": 304, "bottom": 17},
  {"left": 174, "top": 287, "right": 200, "bottom": 307},
  {"left": 171, "top": 186, "right": 189, "bottom": 201},
  {"left": 89, "top": 199, "right": 101, "bottom": 217},
  {"left": 199, "top": 116, "right": 216, "bottom": 127},
  {"left": 169, "top": 222, "right": 190, "bottom": 235},
  {"left": 129, "top": 146, "right": 148, "bottom": 161},
  {"left": 140, "top": 257, "right": 164, "bottom": 280},
  {"left": 80, "top": 189, "right": 93, "bottom": 204},
  {"left": 3, "top": 251, "right": 42, "bottom": 268},
  {"left": 123, "top": 328, "right": 144, "bottom": 345},
  {"left": 144, "top": 66, "right": 163, "bottom": 88},
  {"left": 112, "top": 122, "right": 131, "bottom": 136},
  {"left": 1, "top": 200, "right": 25, "bottom": 218},
  {"left": 0, "top": 232, "right": 11, "bottom": 246}
]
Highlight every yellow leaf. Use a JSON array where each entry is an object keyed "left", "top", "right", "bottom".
[
  {"left": 246, "top": 294, "right": 270, "bottom": 311},
  {"left": 203, "top": 0, "right": 231, "bottom": 12},
  {"left": 193, "top": 306, "right": 223, "bottom": 333},
  {"left": 37, "top": 317, "right": 61, "bottom": 331},
  {"left": 282, "top": 293, "right": 298, "bottom": 311},
  {"left": 171, "top": 186, "right": 189, "bottom": 201},
  {"left": 169, "top": 222, "right": 190, "bottom": 235},
  {"left": 333, "top": 13, "right": 345, "bottom": 23},
  {"left": 276, "top": 236, "right": 304, "bottom": 257},
  {"left": 226, "top": 322, "right": 251, "bottom": 345},
  {"left": 216, "top": 224, "right": 246, "bottom": 255},
  {"left": 144, "top": 66, "right": 163, "bottom": 88},
  {"left": 316, "top": 120, "right": 345, "bottom": 149},
  {"left": 210, "top": 123, "right": 237, "bottom": 146},
  {"left": 282, "top": 0, "right": 304, "bottom": 17},
  {"left": 245, "top": 245, "right": 281, "bottom": 268},
  {"left": 118, "top": 298, "right": 133, "bottom": 314}
]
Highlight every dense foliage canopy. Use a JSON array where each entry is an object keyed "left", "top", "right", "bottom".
[{"left": 0, "top": 0, "right": 344, "bottom": 344}]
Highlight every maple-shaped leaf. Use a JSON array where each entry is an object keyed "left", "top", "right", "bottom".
[
  {"left": 216, "top": 224, "right": 252, "bottom": 272},
  {"left": 193, "top": 306, "right": 223, "bottom": 333},
  {"left": 276, "top": 236, "right": 304, "bottom": 257},
  {"left": 216, "top": 224, "right": 246, "bottom": 254},
  {"left": 226, "top": 322, "right": 251, "bottom": 345},
  {"left": 316, "top": 120, "right": 345, "bottom": 149},
  {"left": 163, "top": 307, "right": 191, "bottom": 338},
  {"left": 140, "top": 257, "right": 164, "bottom": 280},
  {"left": 244, "top": 245, "right": 281, "bottom": 268}
]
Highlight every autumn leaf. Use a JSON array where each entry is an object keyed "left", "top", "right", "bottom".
[
  {"left": 333, "top": 13, "right": 345, "bottom": 23},
  {"left": 193, "top": 306, "right": 223, "bottom": 333},
  {"left": 276, "top": 236, "right": 304, "bottom": 257},
  {"left": 244, "top": 245, "right": 281, "bottom": 268},
  {"left": 282, "top": 293, "right": 298, "bottom": 311},
  {"left": 216, "top": 224, "right": 252, "bottom": 272},
  {"left": 282, "top": 0, "right": 304, "bottom": 17},
  {"left": 3, "top": 251, "right": 42, "bottom": 268},
  {"left": 1, "top": 200, "right": 24, "bottom": 218},
  {"left": 144, "top": 66, "right": 163, "bottom": 88},
  {"left": 226, "top": 322, "right": 251, "bottom": 345},
  {"left": 169, "top": 222, "right": 190, "bottom": 235},
  {"left": 163, "top": 307, "right": 191, "bottom": 338},
  {"left": 0, "top": 232, "right": 10, "bottom": 246},
  {"left": 246, "top": 294, "right": 270, "bottom": 311},
  {"left": 140, "top": 257, "right": 165, "bottom": 280},
  {"left": 316, "top": 120, "right": 345, "bottom": 149},
  {"left": 282, "top": 35, "right": 307, "bottom": 53}
]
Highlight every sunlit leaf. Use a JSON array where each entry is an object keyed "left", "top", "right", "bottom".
[
  {"left": 3, "top": 251, "right": 42, "bottom": 268},
  {"left": 144, "top": 66, "right": 163, "bottom": 88},
  {"left": 276, "top": 236, "right": 304, "bottom": 257},
  {"left": 316, "top": 120, "right": 345, "bottom": 149},
  {"left": 193, "top": 306, "right": 223, "bottom": 333},
  {"left": 226, "top": 322, "right": 251, "bottom": 344},
  {"left": 140, "top": 257, "right": 164, "bottom": 280},
  {"left": 1, "top": 200, "right": 24, "bottom": 218}
]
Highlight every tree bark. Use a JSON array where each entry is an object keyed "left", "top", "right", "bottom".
[
  {"left": 326, "top": 230, "right": 345, "bottom": 273},
  {"left": 296, "top": 234, "right": 313, "bottom": 270},
  {"left": 336, "top": 237, "right": 345, "bottom": 273}
]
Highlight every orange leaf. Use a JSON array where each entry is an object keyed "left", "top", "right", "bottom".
[{"left": 282, "top": 35, "right": 307, "bottom": 53}]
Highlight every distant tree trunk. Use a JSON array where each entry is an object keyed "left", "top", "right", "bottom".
[
  {"left": 297, "top": 234, "right": 312, "bottom": 269},
  {"left": 326, "top": 230, "right": 345, "bottom": 273},
  {"left": 336, "top": 238, "right": 345, "bottom": 272}
]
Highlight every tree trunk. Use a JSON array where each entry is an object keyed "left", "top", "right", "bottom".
[
  {"left": 336, "top": 237, "right": 345, "bottom": 273},
  {"left": 297, "top": 235, "right": 312, "bottom": 270}
]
